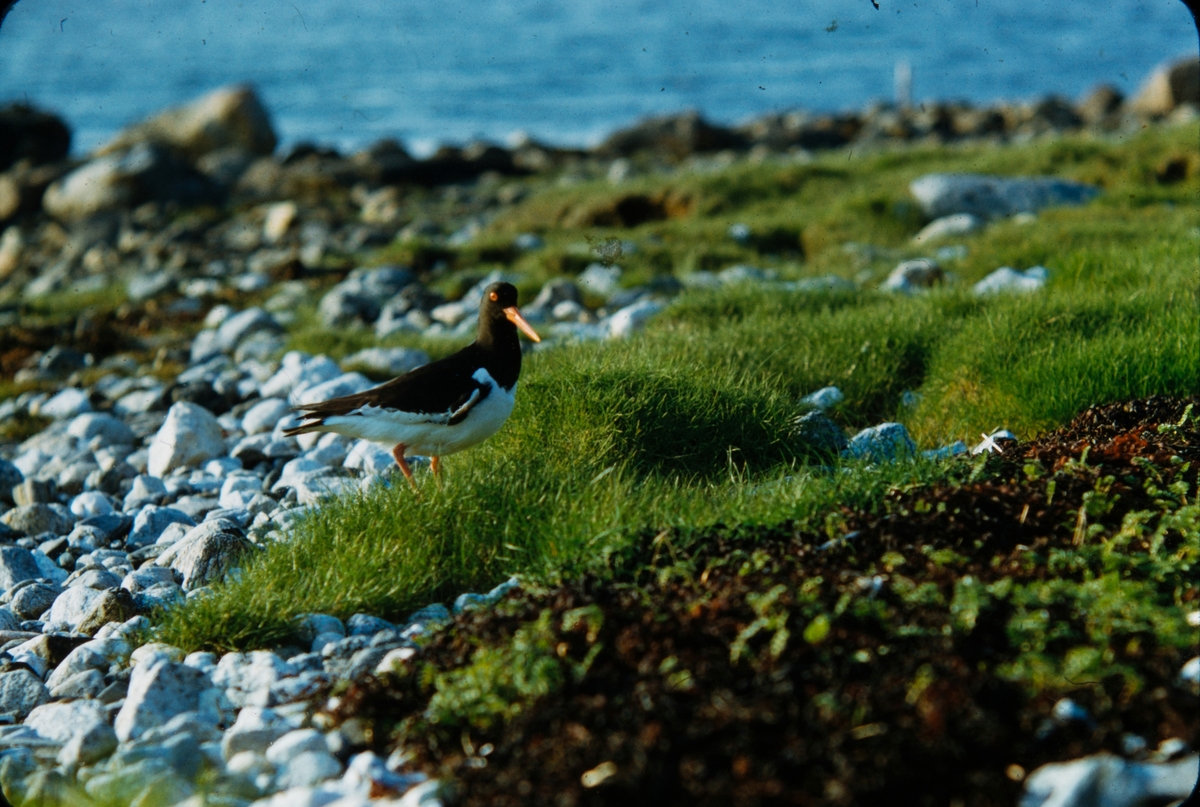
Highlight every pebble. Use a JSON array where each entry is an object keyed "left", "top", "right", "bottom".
[
  {"left": 800, "top": 386, "right": 844, "bottom": 410},
  {"left": 911, "top": 212, "right": 983, "bottom": 244},
  {"left": 973, "top": 265, "right": 1048, "bottom": 295},
  {"left": 881, "top": 258, "right": 945, "bottom": 293},
  {"left": 909, "top": 173, "right": 1100, "bottom": 220}
]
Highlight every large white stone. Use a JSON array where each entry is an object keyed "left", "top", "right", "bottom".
[
  {"left": 911, "top": 213, "right": 982, "bottom": 245},
  {"left": 148, "top": 402, "right": 227, "bottom": 477},
  {"left": 1021, "top": 752, "right": 1199, "bottom": 807},
  {"left": 605, "top": 299, "right": 664, "bottom": 339},
  {"left": 212, "top": 650, "right": 296, "bottom": 708},
  {"left": 47, "top": 586, "right": 104, "bottom": 631},
  {"left": 215, "top": 307, "right": 281, "bottom": 354},
  {"left": 114, "top": 659, "right": 216, "bottom": 742},
  {"left": 220, "top": 706, "right": 295, "bottom": 759},
  {"left": 156, "top": 519, "right": 252, "bottom": 589},
  {"left": 843, "top": 423, "right": 917, "bottom": 463}
]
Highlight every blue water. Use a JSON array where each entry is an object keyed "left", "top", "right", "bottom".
[{"left": 0, "top": 0, "right": 1195, "bottom": 156}]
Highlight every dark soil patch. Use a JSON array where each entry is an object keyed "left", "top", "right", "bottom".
[{"left": 326, "top": 396, "right": 1200, "bottom": 807}]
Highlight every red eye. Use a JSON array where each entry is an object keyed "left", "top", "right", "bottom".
[{"left": 489, "top": 291, "right": 499, "bottom": 301}]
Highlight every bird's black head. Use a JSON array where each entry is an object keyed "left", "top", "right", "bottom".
[{"left": 477, "top": 282, "right": 541, "bottom": 346}]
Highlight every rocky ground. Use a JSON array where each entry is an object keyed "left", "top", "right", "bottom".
[{"left": 0, "top": 56, "right": 1195, "bottom": 807}]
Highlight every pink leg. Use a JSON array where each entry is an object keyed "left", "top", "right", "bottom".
[
  {"left": 431, "top": 455, "right": 442, "bottom": 484},
  {"left": 391, "top": 444, "right": 418, "bottom": 490}
]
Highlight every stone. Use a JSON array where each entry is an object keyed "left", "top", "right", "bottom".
[
  {"left": 793, "top": 411, "right": 849, "bottom": 454},
  {"left": 318, "top": 286, "right": 381, "bottom": 327},
  {"left": 26, "top": 701, "right": 114, "bottom": 764},
  {"left": 265, "top": 728, "right": 329, "bottom": 765},
  {"left": 909, "top": 173, "right": 1100, "bottom": 220},
  {"left": 157, "top": 519, "right": 252, "bottom": 589},
  {"left": 277, "top": 749, "right": 345, "bottom": 789},
  {"left": 44, "top": 143, "right": 217, "bottom": 222},
  {"left": 215, "top": 307, "right": 282, "bottom": 355},
  {"left": 46, "top": 639, "right": 124, "bottom": 690},
  {"left": 78, "top": 513, "right": 134, "bottom": 542},
  {"left": 0, "top": 546, "right": 43, "bottom": 590},
  {"left": 125, "top": 474, "right": 168, "bottom": 509},
  {"left": 606, "top": 299, "right": 664, "bottom": 339},
  {"left": 50, "top": 668, "right": 107, "bottom": 700},
  {"left": 973, "top": 265, "right": 1048, "bottom": 295},
  {"left": 128, "top": 505, "right": 196, "bottom": 548},
  {"left": 1129, "top": 56, "right": 1200, "bottom": 116},
  {"left": 114, "top": 659, "right": 216, "bottom": 742},
  {"left": 47, "top": 585, "right": 104, "bottom": 631},
  {"left": 35, "top": 387, "right": 92, "bottom": 419},
  {"left": 99, "top": 84, "right": 277, "bottom": 160},
  {"left": 148, "top": 402, "right": 227, "bottom": 477},
  {"left": 347, "top": 613, "right": 397, "bottom": 636},
  {"left": 70, "top": 491, "right": 117, "bottom": 518},
  {"left": 881, "top": 258, "right": 945, "bottom": 293},
  {"left": 294, "top": 373, "right": 374, "bottom": 407},
  {"left": 844, "top": 423, "right": 918, "bottom": 462},
  {"left": 0, "top": 669, "right": 49, "bottom": 720},
  {"left": 0, "top": 459, "right": 23, "bottom": 504},
  {"left": 800, "top": 386, "right": 844, "bottom": 410},
  {"left": 296, "top": 613, "right": 345, "bottom": 642},
  {"left": 342, "top": 347, "right": 429, "bottom": 377},
  {"left": 243, "top": 397, "right": 292, "bottom": 435},
  {"left": 10, "top": 582, "right": 59, "bottom": 620},
  {"left": 1020, "top": 752, "right": 1199, "bottom": 807},
  {"left": 77, "top": 587, "right": 139, "bottom": 635},
  {"left": 212, "top": 650, "right": 295, "bottom": 707},
  {"left": 221, "top": 706, "right": 294, "bottom": 759},
  {"left": 912, "top": 213, "right": 983, "bottom": 245},
  {"left": 74, "top": 567, "right": 124, "bottom": 591},
  {"left": 578, "top": 263, "right": 622, "bottom": 297},
  {"left": 66, "top": 412, "right": 135, "bottom": 445},
  {"left": 343, "top": 440, "right": 396, "bottom": 475}
]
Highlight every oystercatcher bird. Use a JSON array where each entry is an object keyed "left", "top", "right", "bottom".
[{"left": 283, "top": 282, "right": 540, "bottom": 488}]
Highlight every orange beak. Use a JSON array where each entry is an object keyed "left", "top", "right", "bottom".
[{"left": 504, "top": 306, "right": 541, "bottom": 342}]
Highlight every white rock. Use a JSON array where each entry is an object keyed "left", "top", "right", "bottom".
[
  {"left": 25, "top": 699, "right": 109, "bottom": 743},
  {"left": 213, "top": 650, "right": 296, "bottom": 708},
  {"left": 221, "top": 706, "right": 296, "bottom": 759},
  {"left": 276, "top": 749, "right": 344, "bottom": 789},
  {"left": 35, "top": 388, "right": 92, "bottom": 419},
  {"left": 114, "top": 659, "right": 217, "bottom": 742},
  {"left": 343, "top": 440, "right": 396, "bottom": 475},
  {"left": 220, "top": 475, "right": 263, "bottom": 509},
  {"left": 215, "top": 307, "right": 282, "bottom": 354},
  {"left": 266, "top": 728, "right": 329, "bottom": 765},
  {"left": 243, "top": 398, "right": 292, "bottom": 435},
  {"left": 294, "top": 372, "right": 374, "bottom": 408},
  {"left": 66, "top": 412, "right": 134, "bottom": 445},
  {"left": 1179, "top": 656, "right": 1200, "bottom": 689},
  {"left": 128, "top": 505, "right": 196, "bottom": 547},
  {"left": 800, "top": 386, "right": 844, "bottom": 410},
  {"left": 149, "top": 402, "right": 227, "bottom": 477},
  {"left": 881, "top": 259, "right": 945, "bottom": 293},
  {"left": 0, "top": 669, "right": 49, "bottom": 720},
  {"left": 157, "top": 519, "right": 252, "bottom": 590},
  {"left": 973, "top": 265, "right": 1048, "bottom": 295},
  {"left": 911, "top": 213, "right": 982, "bottom": 244},
  {"left": 910, "top": 173, "right": 1100, "bottom": 220},
  {"left": 578, "top": 263, "right": 622, "bottom": 297},
  {"left": 605, "top": 299, "right": 664, "bottom": 339},
  {"left": 1020, "top": 752, "right": 1199, "bottom": 807},
  {"left": 69, "top": 491, "right": 117, "bottom": 518},
  {"left": 264, "top": 201, "right": 298, "bottom": 243},
  {"left": 47, "top": 586, "right": 104, "bottom": 631}
]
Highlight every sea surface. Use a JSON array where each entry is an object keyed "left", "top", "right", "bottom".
[{"left": 0, "top": 0, "right": 1195, "bottom": 156}]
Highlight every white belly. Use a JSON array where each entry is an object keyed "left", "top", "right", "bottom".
[{"left": 317, "top": 380, "right": 516, "bottom": 457}]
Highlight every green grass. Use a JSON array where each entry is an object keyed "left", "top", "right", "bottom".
[{"left": 157, "top": 122, "right": 1200, "bottom": 651}]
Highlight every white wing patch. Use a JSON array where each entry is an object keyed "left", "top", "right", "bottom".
[{"left": 312, "top": 367, "right": 516, "bottom": 457}]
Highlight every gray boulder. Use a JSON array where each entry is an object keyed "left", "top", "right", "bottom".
[
  {"left": 156, "top": 519, "right": 252, "bottom": 590},
  {"left": 0, "top": 669, "right": 49, "bottom": 720},
  {"left": 909, "top": 173, "right": 1099, "bottom": 220},
  {"left": 47, "top": 586, "right": 104, "bottom": 631},
  {"left": 10, "top": 583, "right": 60, "bottom": 620},
  {"left": 0, "top": 546, "right": 45, "bottom": 590},
  {"left": 128, "top": 505, "right": 196, "bottom": 548}
]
